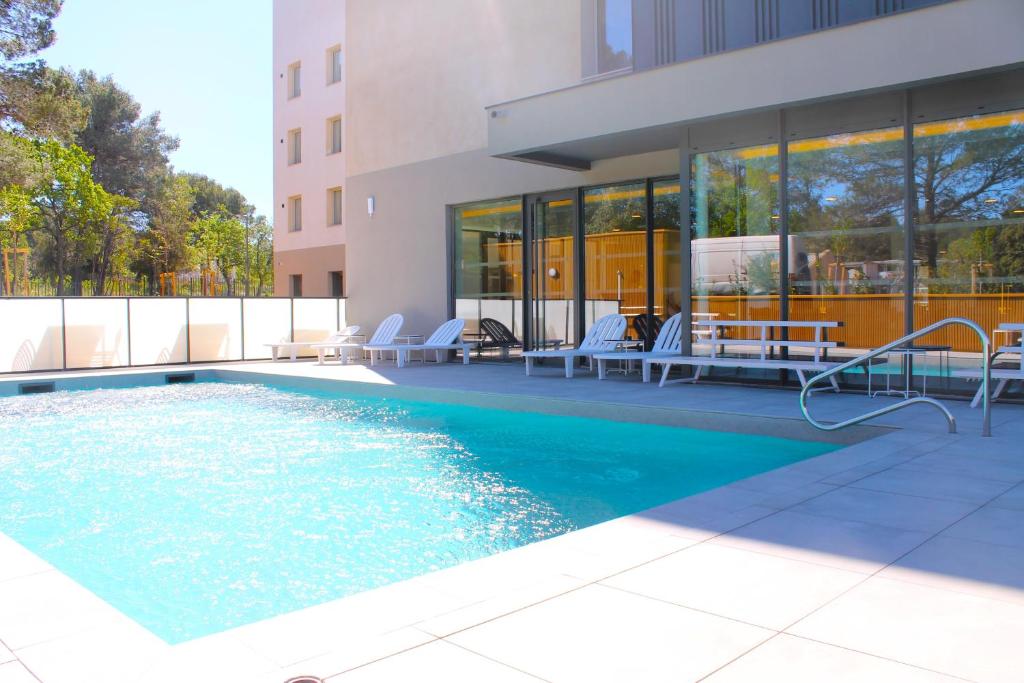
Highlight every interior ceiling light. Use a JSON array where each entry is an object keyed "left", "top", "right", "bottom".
[
  {"left": 1012, "top": 208, "right": 1024, "bottom": 214},
  {"left": 631, "top": 214, "right": 643, "bottom": 219},
  {"left": 984, "top": 197, "right": 999, "bottom": 203},
  {"left": 825, "top": 196, "right": 838, "bottom": 202}
]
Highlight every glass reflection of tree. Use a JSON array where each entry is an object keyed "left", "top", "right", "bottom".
[
  {"left": 915, "top": 115, "right": 1024, "bottom": 294},
  {"left": 788, "top": 132, "right": 904, "bottom": 294}
]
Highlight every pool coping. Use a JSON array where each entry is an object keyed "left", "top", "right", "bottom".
[{"left": 0, "top": 363, "right": 1008, "bottom": 682}]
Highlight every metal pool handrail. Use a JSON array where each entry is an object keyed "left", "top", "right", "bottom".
[{"left": 799, "top": 317, "right": 992, "bottom": 437}]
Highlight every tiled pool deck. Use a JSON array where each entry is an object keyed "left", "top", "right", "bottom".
[{"left": 0, "top": 360, "right": 1021, "bottom": 682}]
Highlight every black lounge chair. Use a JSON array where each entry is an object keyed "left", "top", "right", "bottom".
[
  {"left": 632, "top": 315, "right": 663, "bottom": 349},
  {"left": 478, "top": 318, "right": 563, "bottom": 360},
  {"left": 478, "top": 318, "right": 522, "bottom": 360}
]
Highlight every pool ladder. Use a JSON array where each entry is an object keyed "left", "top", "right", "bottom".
[{"left": 799, "top": 317, "right": 992, "bottom": 437}]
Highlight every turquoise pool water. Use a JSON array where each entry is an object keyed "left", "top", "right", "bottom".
[{"left": 0, "top": 381, "right": 833, "bottom": 643}]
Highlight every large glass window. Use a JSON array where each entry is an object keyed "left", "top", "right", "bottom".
[
  {"left": 453, "top": 198, "right": 524, "bottom": 351},
  {"left": 691, "top": 144, "right": 780, "bottom": 339},
  {"left": 788, "top": 127, "right": 906, "bottom": 354},
  {"left": 914, "top": 110, "right": 1024, "bottom": 356},
  {"left": 596, "top": 0, "right": 632, "bottom": 74},
  {"left": 653, "top": 179, "right": 683, "bottom": 325},
  {"left": 584, "top": 183, "right": 646, "bottom": 334}
]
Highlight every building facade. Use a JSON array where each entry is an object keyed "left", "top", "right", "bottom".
[
  {"left": 334, "top": 0, "right": 1023, "bottom": 381},
  {"left": 272, "top": 0, "right": 347, "bottom": 297}
]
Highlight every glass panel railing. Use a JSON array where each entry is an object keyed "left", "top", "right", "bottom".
[
  {"left": 128, "top": 298, "right": 188, "bottom": 366},
  {"left": 63, "top": 298, "right": 129, "bottom": 369},
  {"left": 188, "top": 299, "right": 243, "bottom": 362},
  {"left": 292, "top": 298, "right": 341, "bottom": 356},
  {"left": 0, "top": 299, "right": 64, "bottom": 372},
  {"left": 242, "top": 299, "right": 292, "bottom": 360}
]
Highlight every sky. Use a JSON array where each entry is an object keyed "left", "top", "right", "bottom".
[{"left": 41, "top": 0, "right": 274, "bottom": 218}]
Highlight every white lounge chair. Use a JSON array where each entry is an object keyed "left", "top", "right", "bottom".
[
  {"left": 523, "top": 314, "right": 627, "bottom": 378},
  {"left": 364, "top": 318, "right": 473, "bottom": 368},
  {"left": 315, "top": 313, "right": 403, "bottom": 365},
  {"left": 307, "top": 326, "right": 363, "bottom": 364},
  {"left": 266, "top": 326, "right": 360, "bottom": 362},
  {"left": 593, "top": 313, "right": 684, "bottom": 383}
]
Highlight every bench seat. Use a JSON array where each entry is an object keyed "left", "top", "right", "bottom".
[
  {"left": 647, "top": 355, "right": 842, "bottom": 391},
  {"left": 953, "top": 368, "right": 1024, "bottom": 407}
]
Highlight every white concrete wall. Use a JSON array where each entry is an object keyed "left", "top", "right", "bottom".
[{"left": 273, "top": 0, "right": 347, "bottom": 281}]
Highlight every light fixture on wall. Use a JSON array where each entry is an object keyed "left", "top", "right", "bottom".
[{"left": 367, "top": 195, "right": 375, "bottom": 217}]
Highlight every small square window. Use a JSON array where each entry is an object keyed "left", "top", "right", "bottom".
[
  {"left": 288, "top": 62, "right": 301, "bottom": 98},
  {"left": 327, "top": 116, "right": 342, "bottom": 155},
  {"left": 288, "top": 196, "right": 302, "bottom": 232},
  {"left": 328, "top": 187, "right": 343, "bottom": 226},
  {"left": 290, "top": 274, "right": 303, "bottom": 297},
  {"left": 288, "top": 129, "right": 302, "bottom": 165},
  {"left": 328, "top": 46, "right": 343, "bottom": 84}
]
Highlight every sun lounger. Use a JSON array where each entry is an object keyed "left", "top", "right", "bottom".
[
  {"left": 314, "top": 314, "right": 403, "bottom": 365},
  {"left": 266, "top": 326, "right": 360, "bottom": 362},
  {"left": 364, "top": 318, "right": 473, "bottom": 367},
  {"left": 594, "top": 313, "right": 683, "bottom": 382},
  {"left": 523, "top": 314, "right": 627, "bottom": 378}
]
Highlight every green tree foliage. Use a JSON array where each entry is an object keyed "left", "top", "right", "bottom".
[
  {"left": 0, "top": 0, "right": 274, "bottom": 296},
  {"left": 0, "top": 183, "right": 37, "bottom": 293},
  {"left": 0, "top": 0, "right": 61, "bottom": 61},
  {"left": 73, "top": 70, "right": 179, "bottom": 202},
  {"left": 29, "top": 138, "right": 123, "bottom": 294},
  {"left": 190, "top": 211, "right": 245, "bottom": 293},
  {"left": 182, "top": 172, "right": 250, "bottom": 218},
  {"left": 141, "top": 173, "right": 194, "bottom": 281}
]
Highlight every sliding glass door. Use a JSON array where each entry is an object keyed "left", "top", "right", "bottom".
[{"left": 527, "top": 192, "right": 577, "bottom": 350}]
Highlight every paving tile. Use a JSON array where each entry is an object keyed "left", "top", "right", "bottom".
[
  {"left": 14, "top": 620, "right": 168, "bottom": 683},
  {"left": 448, "top": 584, "right": 772, "bottom": 683},
  {"left": 712, "top": 510, "right": 932, "bottom": 574},
  {"left": 703, "top": 633, "right": 961, "bottom": 682},
  {"left": 788, "top": 577, "right": 1024, "bottom": 682},
  {"left": 260, "top": 628, "right": 435, "bottom": 683},
  {"left": 136, "top": 631, "right": 279, "bottom": 683},
  {"left": 0, "top": 662, "right": 39, "bottom": 683},
  {"left": 0, "top": 571, "right": 126, "bottom": 650},
  {"left": 601, "top": 543, "right": 864, "bottom": 630},
  {"left": 990, "top": 482, "right": 1024, "bottom": 511},
  {"left": 848, "top": 467, "right": 1013, "bottom": 504},
  {"left": 898, "top": 451, "right": 1024, "bottom": 484},
  {"left": 790, "top": 486, "right": 977, "bottom": 533},
  {"left": 228, "top": 577, "right": 465, "bottom": 667},
  {"left": 326, "top": 640, "right": 542, "bottom": 682},
  {"left": 418, "top": 574, "right": 585, "bottom": 638},
  {"left": 0, "top": 535, "right": 52, "bottom": 584},
  {"left": 879, "top": 535, "right": 1024, "bottom": 604},
  {"left": 940, "top": 505, "right": 1024, "bottom": 549}
]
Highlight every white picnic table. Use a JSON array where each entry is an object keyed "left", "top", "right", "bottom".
[{"left": 695, "top": 319, "right": 842, "bottom": 362}]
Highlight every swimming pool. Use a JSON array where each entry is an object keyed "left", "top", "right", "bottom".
[{"left": 0, "top": 380, "right": 834, "bottom": 643}]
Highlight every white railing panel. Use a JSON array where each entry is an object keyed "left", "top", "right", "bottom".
[
  {"left": 292, "top": 298, "right": 339, "bottom": 355},
  {"left": 64, "top": 298, "right": 129, "bottom": 368},
  {"left": 0, "top": 299, "right": 63, "bottom": 372},
  {"left": 243, "top": 298, "right": 291, "bottom": 360},
  {"left": 337, "top": 298, "right": 347, "bottom": 330},
  {"left": 188, "top": 299, "right": 242, "bottom": 362},
  {"left": 129, "top": 298, "right": 187, "bottom": 365}
]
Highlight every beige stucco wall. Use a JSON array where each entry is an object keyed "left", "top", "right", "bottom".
[
  {"left": 273, "top": 0, "right": 347, "bottom": 282},
  {"left": 345, "top": 0, "right": 582, "bottom": 177},
  {"left": 274, "top": 244, "right": 347, "bottom": 298}
]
